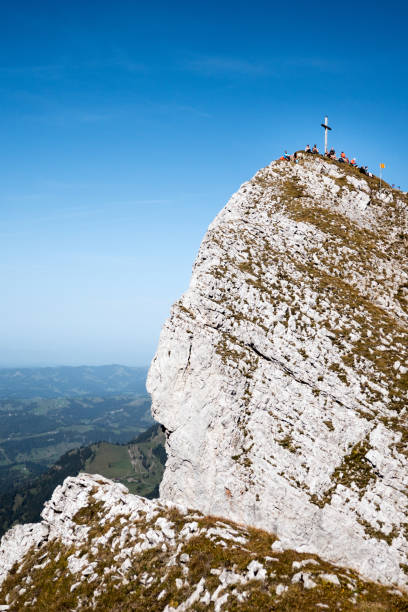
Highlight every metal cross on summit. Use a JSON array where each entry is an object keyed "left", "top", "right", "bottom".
[{"left": 320, "top": 116, "right": 332, "bottom": 154}]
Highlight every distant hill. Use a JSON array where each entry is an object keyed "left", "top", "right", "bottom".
[
  {"left": 0, "top": 424, "right": 165, "bottom": 537},
  {"left": 0, "top": 364, "right": 148, "bottom": 399}
]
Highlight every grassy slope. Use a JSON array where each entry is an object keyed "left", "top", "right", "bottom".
[
  {"left": 85, "top": 443, "right": 133, "bottom": 479},
  {"left": 84, "top": 424, "right": 166, "bottom": 496},
  {"left": 1, "top": 495, "right": 407, "bottom": 611}
]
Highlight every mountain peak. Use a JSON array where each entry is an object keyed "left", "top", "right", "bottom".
[{"left": 147, "top": 152, "right": 408, "bottom": 587}]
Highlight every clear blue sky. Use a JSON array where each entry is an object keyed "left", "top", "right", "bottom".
[{"left": 1, "top": 0, "right": 407, "bottom": 367}]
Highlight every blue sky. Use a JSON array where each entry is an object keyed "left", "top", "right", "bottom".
[{"left": 1, "top": 0, "right": 407, "bottom": 367}]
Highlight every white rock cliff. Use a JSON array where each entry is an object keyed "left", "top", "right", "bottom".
[{"left": 147, "top": 153, "right": 408, "bottom": 587}]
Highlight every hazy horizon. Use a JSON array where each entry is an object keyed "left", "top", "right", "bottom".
[{"left": 0, "top": 362, "right": 149, "bottom": 369}]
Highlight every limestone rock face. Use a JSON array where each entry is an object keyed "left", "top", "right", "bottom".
[{"left": 147, "top": 154, "right": 408, "bottom": 587}]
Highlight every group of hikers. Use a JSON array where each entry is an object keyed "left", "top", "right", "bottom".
[
  {"left": 282, "top": 145, "right": 373, "bottom": 177},
  {"left": 305, "top": 144, "right": 373, "bottom": 175}
]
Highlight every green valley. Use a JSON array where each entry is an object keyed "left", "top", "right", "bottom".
[
  {"left": 0, "top": 424, "right": 165, "bottom": 537},
  {"left": 0, "top": 365, "right": 166, "bottom": 537},
  {"left": 0, "top": 394, "right": 153, "bottom": 491}
]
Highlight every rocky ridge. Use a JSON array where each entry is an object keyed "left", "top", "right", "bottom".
[
  {"left": 147, "top": 153, "right": 408, "bottom": 587},
  {"left": 0, "top": 473, "right": 407, "bottom": 610}
]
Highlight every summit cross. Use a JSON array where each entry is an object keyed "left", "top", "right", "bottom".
[{"left": 320, "top": 116, "right": 332, "bottom": 154}]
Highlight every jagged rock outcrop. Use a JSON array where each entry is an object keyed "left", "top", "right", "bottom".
[
  {"left": 0, "top": 474, "right": 406, "bottom": 610},
  {"left": 147, "top": 153, "right": 408, "bottom": 587}
]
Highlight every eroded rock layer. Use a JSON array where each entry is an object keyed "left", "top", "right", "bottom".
[
  {"left": 0, "top": 474, "right": 406, "bottom": 610},
  {"left": 147, "top": 154, "right": 408, "bottom": 587}
]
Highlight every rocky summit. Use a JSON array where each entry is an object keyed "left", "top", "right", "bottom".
[
  {"left": 147, "top": 153, "right": 408, "bottom": 588},
  {"left": 0, "top": 153, "right": 407, "bottom": 610}
]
